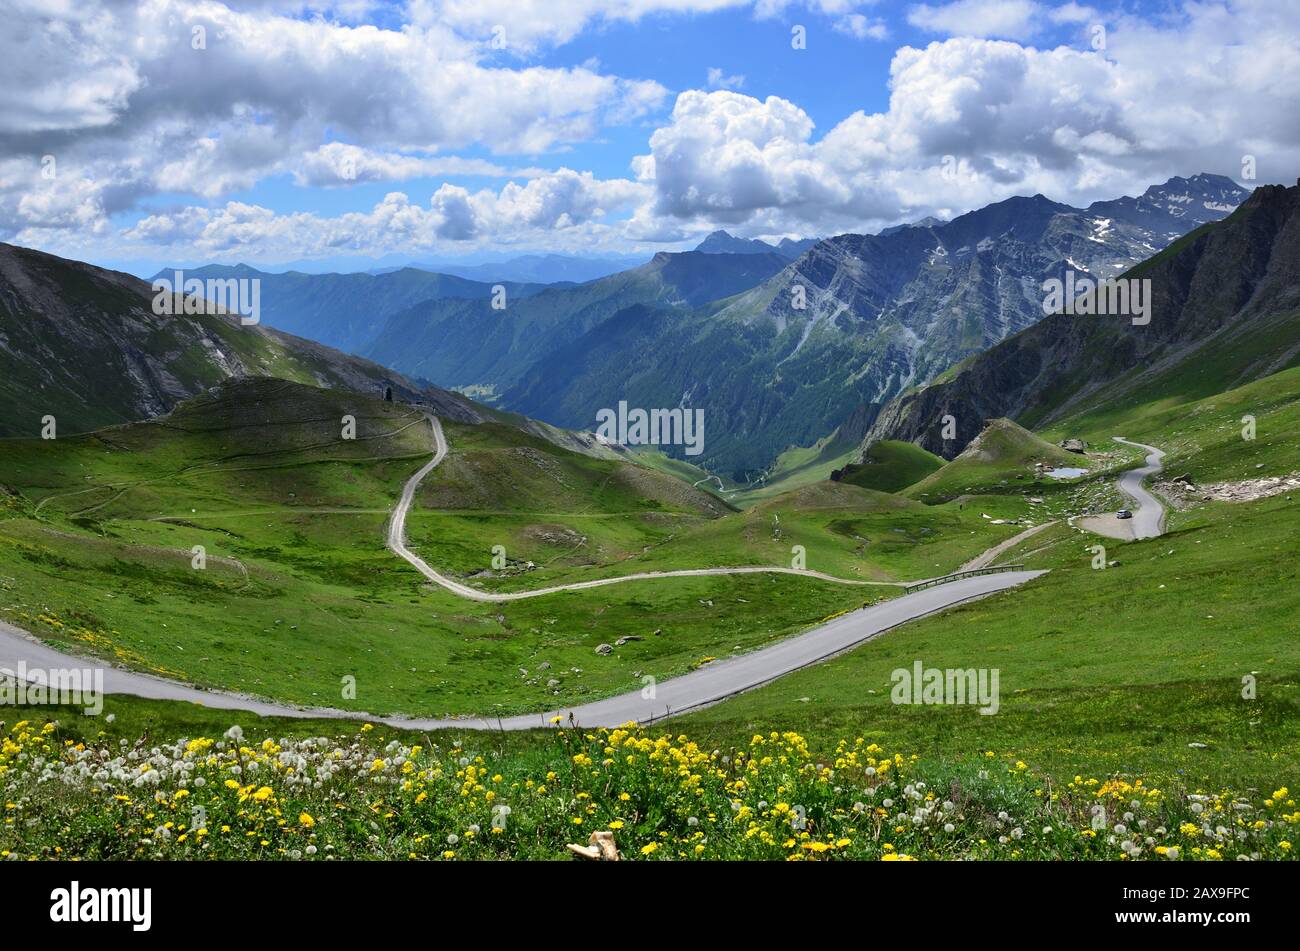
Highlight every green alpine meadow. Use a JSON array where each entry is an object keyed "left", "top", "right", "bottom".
[{"left": 1, "top": 5, "right": 1296, "bottom": 912}]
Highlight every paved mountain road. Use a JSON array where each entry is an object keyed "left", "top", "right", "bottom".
[
  {"left": 1111, "top": 437, "right": 1168, "bottom": 539},
  {"left": 0, "top": 413, "right": 1048, "bottom": 729},
  {"left": 0, "top": 569, "right": 1043, "bottom": 730},
  {"left": 385, "top": 415, "right": 902, "bottom": 601}
]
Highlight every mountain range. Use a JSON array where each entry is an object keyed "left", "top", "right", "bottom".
[
  {"left": 1, "top": 244, "right": 508, "bottom": 439},
  {"left": 694, "top": 230, "right": 820, "bottom": 259},
  {"left": 493, "top": 173, "right": 1250, "bottom": 476},
  {"left": 7, "top": 173, "right": 1253, "bottom": 478},
  {"left": 862, "top": 179, "right": 1300, "bottom": 458},
  {"left": 362, "top": 248, "right": 791, "bottom": 401},
  {"left": 2, "top": 243, "right": 666, "bottom": 461},
  {"left": 405, "top": 253, "right": 649, "bottom": 284},
  {"left": 146, "top": 264, "right": 555, "bottom": 356}
]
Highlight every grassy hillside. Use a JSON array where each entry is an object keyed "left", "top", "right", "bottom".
[
  {"left": 400, "top": 416, "right": 731, "bottom": 586},
  {"left": 682, "top": 491, "right": 1300, "bottom": 789},
  {"left": 681, "top": 363, "right": 1300, "bottom": 789},
  {"left": 407, "top": 433, "right": 1030, "bottom": 593},
  {"left": 5, "top": 365, "right": 1300, "bottom": 860},
  {"left": 614, "top": 484, "right": 1029, "bottom": 584},
  {"left": 9, "top": 361, "right": 1299, "bottom": 816},
  {"left": 837, "top": 440, "right": 944, "bottom": 493},
  {"left": 727, "top": 433, "right": 859, "bottom": 506},
  {"left": 624, "top": 446, "right": 739, "bottom": 502},
  {"left": 906, "top": 418, "right": 1086, "bottom": 502},
  {"left": 1043, "top": 362, "right": 1300, "bottom": 484},
  {"left": 0, "top": 378, "right": 1011, "bottom": 718}
]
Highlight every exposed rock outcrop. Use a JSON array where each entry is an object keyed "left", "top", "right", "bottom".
[{"left": 862, "top": 183, "right": 1300, "bottom": 459}]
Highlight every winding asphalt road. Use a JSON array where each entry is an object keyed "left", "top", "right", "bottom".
[
  {"left": 0, "top": 413, "right": 1047, "bottom": 729},
  {"left": 0, "top": 569, "right": 1042, "bottom": 729},
  {"left": 385, "top": 415, "right": 899, "bottom": 601},
  {"left": 1111, "top": 437, "right": 1167, "bottom": 539}
]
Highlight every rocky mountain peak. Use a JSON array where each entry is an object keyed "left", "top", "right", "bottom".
[{"left": 862, "top": 180, "right": 1300, "bottom": 461}]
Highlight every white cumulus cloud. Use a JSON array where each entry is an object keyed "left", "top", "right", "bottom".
[
  {"left": 908, "top": 0, "right": 1044, "bottom": 40},
  {"left": 631, "top": 3, "right": 1300, "bottom": 239}
]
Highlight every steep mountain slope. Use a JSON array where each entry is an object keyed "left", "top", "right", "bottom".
[
  {"left": 363, "top": 249, "right": 788, "bottom": 396},
  {"left": 1083, "top": 172, "right": 1248, "bottom": 248},
  {"left": 148, "top": 264, "right": 552, "bottom": 354},
  {"left": 499, "top": 175, "right": 1248, "bottom": 475},
  {"left": 863, "top": 181, "right": 1300, "bottom": 458},
  {"left": 0, "top": 243, "right": 481, "bottom": 438}
]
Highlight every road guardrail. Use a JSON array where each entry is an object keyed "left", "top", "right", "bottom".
[{"left": 903, "top": 564, "right": 1027, "bottom": 595}]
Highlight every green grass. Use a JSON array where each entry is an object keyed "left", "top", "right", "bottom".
[
  {"left": 1042, "top": 363, "right": 1300, "bottom": 486},
  {"left": 636, "top": 484, "right": 1030, "bottom": 583},
  {"left": 625, "top": 446, "right": 739, "bottom": 502},
  {"left": 728, "top": 433, "right": 859, "bottom": 506},
  {"left": 0, "top": 378, "right": 1010, "bottom": 719},
  {"left": 836, "top": 440, "right": 943, "bottom": 493},
  {"left": 4, "top": 360, "right": 1298, "bottom": 841},
  {"left": 4, "top": 713, "right": 1293, "bottom": 861},
  {"left": 10, "top": 361, "right": 1300, "bottom": 800},
  {"left": 409, "top": 469, "right": 1031, "bottom": 593},
  {"left": 681, "top": 492, "right": 1300, "bottom": 788},
  {"left": 906, "top": 418, "right": 1094, "bottom": 503},
  {"left": 0, "top": 511, "right": 869, "bottom": 723},
  {"left": 677, "top": 360, "right": 1300, "bottom": 791}
]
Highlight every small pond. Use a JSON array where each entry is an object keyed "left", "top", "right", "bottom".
[{"left": 1043, "top": 467, "right": 1088, "bottom": 479}]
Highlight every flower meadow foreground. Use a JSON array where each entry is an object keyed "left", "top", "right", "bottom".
[{"left": 1, "top": 720, "right": 1295, "bottom": 861}]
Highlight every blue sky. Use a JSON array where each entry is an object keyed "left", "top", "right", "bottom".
[
  {"left": 162, "top": 5, "right": 1096, "bottom": 229},
  {"left": 2, "top": 0, "right": 1297, "bottom": 275},
  {"left": 189, "top": 8, "right": 906, "bottom": 225}
]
